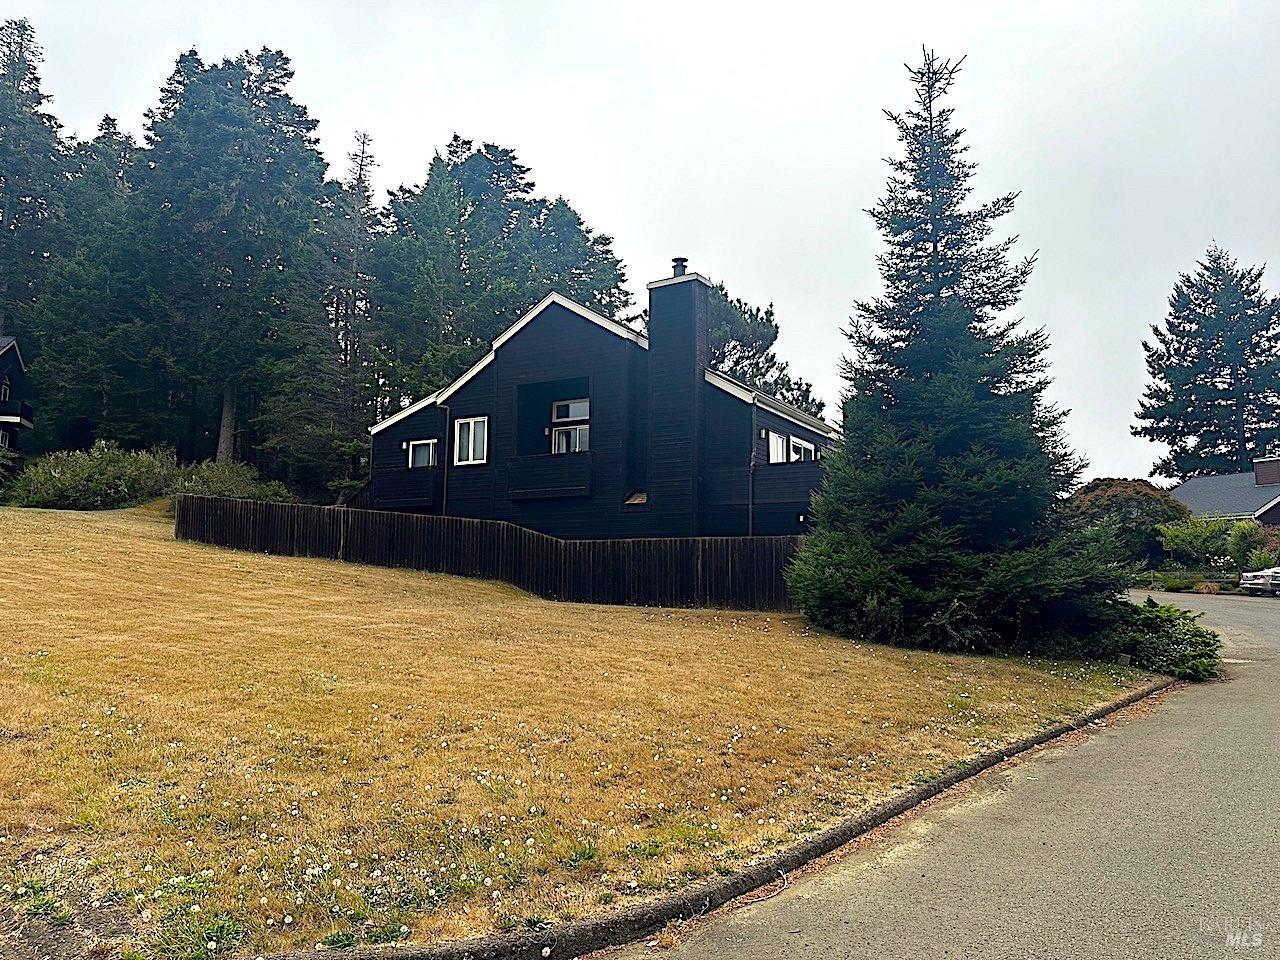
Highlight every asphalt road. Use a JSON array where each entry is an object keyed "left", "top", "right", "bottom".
[{"left": 618, "top": 592, "right": 1280, "bottom": 960}]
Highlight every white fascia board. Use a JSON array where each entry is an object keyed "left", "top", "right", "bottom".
[
  {"left": 368, "top": 390, "right": 442, "bottom": 435},
  {"left": 0, "top": 339, "right": 26, "bottom": 372},
  {"left": 1253, "top": 494, "right": 1280, "bottom": 519},
  {"left": 646, "top": 272, "right": 713, "bottom": 291},
  {"left": 493, "top": 292, "right": 648, "bottom": 351},
  {"left": 0, "top": 415, "right": 33, "bottom": 427},
  {"left": 370, "top": 293, "right": 646, "bottom": 435},
  {"left": 703, "top": 369, "right": 839, "bottom": 438}
]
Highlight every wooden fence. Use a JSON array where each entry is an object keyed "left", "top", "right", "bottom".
[{"left": 174, "top": 495, "right": 802, "bottom": 611}]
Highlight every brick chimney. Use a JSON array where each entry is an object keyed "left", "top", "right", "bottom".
[
  {"left": 1255, "top": 456, "right": 1280, "bottom": 486},
  {"left": 646, "top": 258, "right": 711, "bottom": 536}
]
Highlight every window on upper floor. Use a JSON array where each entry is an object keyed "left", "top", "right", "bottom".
[
  {"left": 552, "top": 398, "right": 590, "bottom": 422},
  {"left": 0, "top": 380, "right": 9, "bottom": 402},
  {"left": 767, "top": 431, "right": 788, "bottom": 464},
  {"left": 790, "top": 436, "right": 816, "bottom": 462},
  {"left": 551, "top": 397, "right": 589, "bottom": 455},
  {"left": 553, "top": 424, "right": 590, "bottom": 454},
  {"left": 454, "top": 416, "right": 488, "bottom": 466},
  {"left": 407, "top": 439, "right": 437, "bottom": 468}
]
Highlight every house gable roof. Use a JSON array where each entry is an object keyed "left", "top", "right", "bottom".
[
  {"left": 370, "top": 293, "right": 645, "bottom": 435},
  {"left": 703, "top": 368, "right": 838, "bottom": 437},
  {"left": 1170, "top": 471, "right": 1280, "bottom": 519},
  {"left": 369, "top": 291, "right": 838, "bottom": 438}
]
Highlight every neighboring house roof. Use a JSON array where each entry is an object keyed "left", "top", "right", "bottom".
[
  {"left": 370, "top": 291, "right": 839, "bottom": 438},
  {"left": 1170, "top": 472, "right": 1280, "bottom": 520},
  {"left": 0, "top": 335, "right": 26, "bottom": 371}
]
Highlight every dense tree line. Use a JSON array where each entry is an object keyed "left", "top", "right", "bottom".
[{"left": 0, "top": 19, "right": 817, "bottom": 499}]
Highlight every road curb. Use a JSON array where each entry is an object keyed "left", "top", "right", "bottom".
[{"left": 269, "top": 677, "right": 1175, "bottom": 960}]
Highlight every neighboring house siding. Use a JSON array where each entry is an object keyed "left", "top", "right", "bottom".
[
  {"left": 473, "top": 302, "right": 646, "bottom": 538},
  {"left": 1257, "top": 500, "right": 1280, "bottom": 526},
  {"left": 752, "top": 406, "right": 829, "bottom": 534},
  {"left": 0, "top": 340, "right": 33, "bottom": 455},
  {"left": 645, "top": 279, "right": 707, "bottom": 536}
]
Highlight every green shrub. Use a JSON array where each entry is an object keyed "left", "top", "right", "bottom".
[
  {"left": 174, "top": 461, "right": 293, "bottom": 503},
  {"left": 1148, "top": 572, "right": 1201, "bottom": 592},
  {"left": 1114, "top": 599, "right": 1222, "bottom": 681},
  {"left": 1226, "top": 519, "right": 1280, "bottom": 572},
  {"left": 1157, "top": 516, "right": 1231, "bottom": 568},
  {"left": 9, "top": 441, "right": 180, "bottom": 510}
]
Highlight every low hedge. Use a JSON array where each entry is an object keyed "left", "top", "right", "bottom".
[
  {"left": 173, "top": 461, "right": 293, "bottom": 503},
  {"left": 7, "top": 442, "right": 294, "bottom": 510},
  {"left": 8, "top": 442, "right": 179, "bottom": 510}
]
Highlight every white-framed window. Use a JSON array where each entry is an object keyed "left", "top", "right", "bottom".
[
  {"left": 790, "top": 436, "right": 816, "bottom": 462},
  {"left": 552, "top": 424, "right": 590, "bottom": 454},
  {"left": 767, "top": 431, "right": 788, "bottom": 464},
  {"left": 0, "top": 380, "right": 9, "bottom": 402},
  {"left": 0, "top": 430, "right": 8, "bottom": 449},
  {"left": 407, "top": 439, "right": 437, "bottom": 469},
  {"left": 552, "top": 398, "right": 590, "bottom": 422},
  {"left": 454, "top": 416, "right": 488, "bottom": 466}
]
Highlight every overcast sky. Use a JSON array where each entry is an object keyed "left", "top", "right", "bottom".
[{"left": 15, "top": 0, "right": 1280, "bottom": 479}]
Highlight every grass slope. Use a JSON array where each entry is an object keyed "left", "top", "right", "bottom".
[{"left": 0, "top": 505, "right": 1149, "bottom": 957}]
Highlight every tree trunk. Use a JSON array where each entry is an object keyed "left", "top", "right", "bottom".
[{"left": 216, "top": 384, "right": 237, "bottom": 463}]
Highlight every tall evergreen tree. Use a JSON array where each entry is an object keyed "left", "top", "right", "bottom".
[
  {"left": 1133, "top": 245, "right": 1280, "bottom": 479},
  {"left": 0, "top": 18, "right": 65, "bottom": 340},
  {"left": 706, "top": 284, "right": 824, "bottom": 417},
  {"left": 790, "top": 51, "right": 1122, "bottom": 651},
  {"left": 28, "top": 116, "right": 154, "bottom": 451},
  {"left": 136, "top": 48, "right": 329, "bottom": 463},
  {"left": 328, "top": 132, "right": 381, "bottom": 489}
]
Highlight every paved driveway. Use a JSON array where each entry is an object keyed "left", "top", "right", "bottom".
[{"left": 619, "top": 592, "right": 1280, "bottom": 959}]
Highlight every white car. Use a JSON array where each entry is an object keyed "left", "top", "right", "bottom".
[{"left": 1240, "top": 567, "right": 1280, "bottom": 596}]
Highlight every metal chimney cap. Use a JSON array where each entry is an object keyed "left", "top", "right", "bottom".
[{"left": 672, "top": 257, "right": 688, "bottom": 277}]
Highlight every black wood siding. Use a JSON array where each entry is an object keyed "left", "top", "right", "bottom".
[
  {"left": 367, "top": 295, "right": 832, "bottom": 539},
  {"left": 645, "top": 278, "right": 708, "bottom": 536},
  {"left": 369, "top": 403, "right": 448, "bottom": 511}
]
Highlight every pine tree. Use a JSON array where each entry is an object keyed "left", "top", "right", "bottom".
[
  {"left": 1133, "top": 246, "right": 1280, "bottom": 479},
  {"left": 372, "top": 136, "right": 630, "bottom": 406},
  {"left": 706, "top": 284, "right": 824, "bottom": 417},
  {"left": 789, "top": 51, "right": 1123, "bottom": 652},
  {"left": 0, "top": 18, "right": 65, "bottom": 341}
]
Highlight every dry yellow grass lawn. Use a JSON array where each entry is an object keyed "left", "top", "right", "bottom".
[{"left": 0, "top": 505, "right": 1149, "bottom": 957}]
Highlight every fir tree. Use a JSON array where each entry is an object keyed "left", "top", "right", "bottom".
[
  {"left": 1133, "top": 245, "right": 1280, "bottom": 479},
  {"left": 136, "top": 48, "right": 329, "bottom": 463},
  {"left": 789, "top": 51, "right": 1123, "bottom": 651},
  {"left": 28, "top": 116, "right": 154, "bottom": 452}
]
